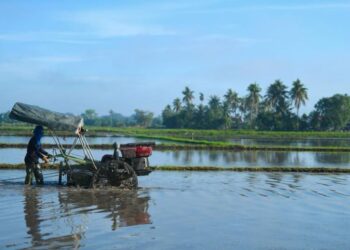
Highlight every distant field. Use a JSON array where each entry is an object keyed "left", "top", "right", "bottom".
[{"left": 1, "top": 124, "right": 350, "bottom": 139}]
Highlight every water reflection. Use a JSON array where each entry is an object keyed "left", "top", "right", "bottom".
[
  {"left": 0, "top": 170, "right": 348, "bottom": 249},
  {"left": 2, "top": 149, "right": 350, "bottom": 168},
  {"left": 315, "top": 152, "right": 350, "bottom": 164},
  {"left": 58, "top": 189, "right": 151, "bottom": 230},
  {"left": 2, "top": 135, "right": 350, "bottom": 148},
  {"left": 23, "top": 187, "right": 151, "bottom": 249},
  {"left": 0, "top": 135, "right": 161, "bottom": 145},
  {"left": 224, "top": 138, "right": 350, "bottom": 147},
  {"left": 23, "top": 188, "right": 82, "bottom": 249},
  {"left": 154, "top": 150, "right": 350, "bottom": 168}
]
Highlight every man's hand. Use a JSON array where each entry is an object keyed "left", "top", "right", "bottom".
[{"left": 42, "top": 155, "right": 50, "bottom": 164}]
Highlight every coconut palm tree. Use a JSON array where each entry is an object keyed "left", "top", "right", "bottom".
[
  {"left": 208, "top": 95, "right": 223, "bottom": 128},
  {"left": 199, "top": 92, "right": 204, "bottom": 102},
  {"left": 290, "top": 79, "right": 308, "bottom": 129},
  {"left": 246, "top": 83, "right": 262, "bottom": 127},
  {"left": 208, "top": 95, "right": 221, "bottom": 111},
  {"left": 265, "top": 80, "right": 290, "bottom": 115},
  {"left": 224, "top": 89, "right": 240, "bottom": 116},
  {"left": 222, "top": 102, "right": 232, "bottom": 129},
  {"left": 173, "top": 98, "right": 182, "bottom": 113},
  {"left": 182, "top": 86, "right": 194, "bottom": 107}
]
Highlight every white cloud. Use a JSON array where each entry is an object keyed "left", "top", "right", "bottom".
[{"left": 63, "top": 9, "right": 176, "bottom": 38}]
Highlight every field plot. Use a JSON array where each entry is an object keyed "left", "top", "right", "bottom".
[{"left": 0, "top": 171, "right": 349, "bottom": 249}]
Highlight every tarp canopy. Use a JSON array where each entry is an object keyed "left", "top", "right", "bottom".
[{"left": 9, "top": 102, "right": 83, "bottom": 132}]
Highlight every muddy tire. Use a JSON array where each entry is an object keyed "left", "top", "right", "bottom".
[
  {"left": 103, "top": 161, "right": 138, "bottom": 189},
  {"left": 119, "top": 163, "right": 138, "bottom": 189}
]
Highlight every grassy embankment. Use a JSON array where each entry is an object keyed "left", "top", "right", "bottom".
[
  {"left": 1, "top": 125, "right": 350, "bottom": 152},
  {"left": 88, "top": 126, "right": 350, "bottom": 140},
  {"left": 0, "top": 163, "right": 350, "bottom": 173}
]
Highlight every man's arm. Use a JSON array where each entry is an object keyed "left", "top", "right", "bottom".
[
  {"left": 35, "top": 144, "right": 51, "bottom": 163},
  {"left": 39, "top": 148, "right": 49, "bottom": 157}
]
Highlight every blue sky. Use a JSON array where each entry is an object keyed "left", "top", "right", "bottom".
[{"left": 0, "top": 0, "right": 349, "bottom": 116}]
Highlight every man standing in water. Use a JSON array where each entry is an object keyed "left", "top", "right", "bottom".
[{"left": 25, "top": 125, "right": 50, "bottom": 185}]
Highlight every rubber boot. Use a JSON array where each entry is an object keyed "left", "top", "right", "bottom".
[
  {"left": 25, "top": 166, "right": 33, "bottom": 185},
  {"left": 34, "top": 164, "right": 44, "bottom": 185}
]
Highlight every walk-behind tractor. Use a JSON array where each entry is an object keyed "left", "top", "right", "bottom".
[{"left": 10, "top": 102, "right": 154, "bottom": 188}]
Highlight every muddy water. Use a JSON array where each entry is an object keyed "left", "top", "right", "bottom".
[
  {"left": 1, "top": 149, "right": 350, "bottom": 168},
  {"left": 0, "top": 170, "right": 349, "bottom": 249}
]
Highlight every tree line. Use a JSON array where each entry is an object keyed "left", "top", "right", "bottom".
[
  {"left": 1, "top": 79, "right": 350, "bottom": 131},
  {"left": 0, "top": 109, "right": 160, "bottom": 128},
  {"left": 80, "top": 109, "right": 159, "bottom": 127},
  {"left": 162, "top": 80, "right": 350, "bottom": 131}
]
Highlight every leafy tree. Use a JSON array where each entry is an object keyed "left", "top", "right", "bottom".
[
  {"left": 0, "top": 111, "right": 18, "bottom": 124},
  {"left": 162, "top": 105, "right": 176, "bottom": 128},
  {"left": 151, "top": 116, "right": 163, "bottom": 128},
  {"left": 313, "top": 94, "right": 350, "bottom": 130},
  {"left": 222, "top": 102, "right": 232, "bottom": 129},
  {"left": 256, "top": 111, "right": 297, "bottom": 131},
  {"left": 299, "top": 114, "right": 309, "bottom": 131},
  {"left": 133, "top": 109, "right": 154, "bottom": 127},
  {"left": 82, "top": 109, "right": 98, "bottom": 125},
  {"left": 193, "top": 103, "right": 208, "bottom": 129},
  {"left": 256, "top": 111, "right": 277, "bottom": 130},
  {"left": 208, "top": 95, "right": 224, "bottom": 129},
  {"left": 195, "top": 93, "right": 207, "bottom": 128},
  {"left": 308, "top": 111, "right": 322, "bottom": 131}
]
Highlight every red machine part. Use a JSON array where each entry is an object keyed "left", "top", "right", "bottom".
[{"left": 120, "top": 146, "right": 153, "bottom": 159}]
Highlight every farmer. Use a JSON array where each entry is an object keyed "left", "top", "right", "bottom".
[{"left": 24, "top": 125, "right": 50, "bottom": 185}]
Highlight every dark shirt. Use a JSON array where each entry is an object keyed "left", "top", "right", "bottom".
[{"left": 24, "top": 136, "right": 48, "bottom": 164}]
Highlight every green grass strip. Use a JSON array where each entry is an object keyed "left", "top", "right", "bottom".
[{"left": 85, "top": 127, "right": 350, "bottom": 139}]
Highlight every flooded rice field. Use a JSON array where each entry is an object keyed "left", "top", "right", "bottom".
[
  {"left": 1, "top": 148, "right": 350, "bottom": 168},
  {"left": 1, "top": 136, "right": 350, "bottom": 249},
  {"left": 0, "top": 170, "right": 349, "bottom": 249},
  {"left": 0, "top": 135, "right": 167, "bottom": 145},
  {"left": 204, "top": 137, "right": 350, "bottom": 147},
  {"left": 2, "top": 136, "right": 350, "bottom": 148}
]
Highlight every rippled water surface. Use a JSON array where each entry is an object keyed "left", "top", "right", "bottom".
[
  {"left": 1, "top": 148, "right": 350, "bottom": 168},
  {"left": 0, "top": 170, "right": 349, "bottom": 249}
]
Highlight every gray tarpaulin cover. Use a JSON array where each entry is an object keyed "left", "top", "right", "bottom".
[{"left": 9, "top": 102, "right": 83, "bottom": 131}]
